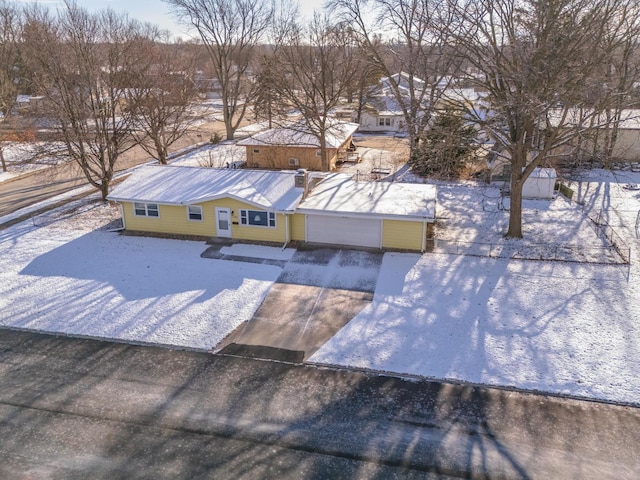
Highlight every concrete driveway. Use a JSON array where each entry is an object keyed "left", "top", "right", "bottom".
[{"left": 217, "top": 247, "right": 383, "bottom": 361}]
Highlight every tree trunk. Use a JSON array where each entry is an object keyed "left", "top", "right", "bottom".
[
  {"left": 506, "top": 156, "right": 524, "bottom": 238},
  {"left": 100, "top": 180, "right": 110, "bottom": 201},
  {"left": 0, "top": 148, "right": 6, "bottom": 173}
]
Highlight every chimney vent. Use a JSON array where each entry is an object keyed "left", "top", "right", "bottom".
[{"left": 294, "top": 168, "right": 308, "bottom": 197}]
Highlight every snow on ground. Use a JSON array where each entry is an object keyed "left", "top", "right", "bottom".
[
  {"left": 0, "top": 198, "right": 281, "bottom": 350},
  {"left": 311, "top": 168, "right": 640, "bottom": 404},
  {"left": 0, "top": 142, "right": 68, "bottom": 182},
  {"left": 1, "top": 158, "right": 640, "bottom": 404}
]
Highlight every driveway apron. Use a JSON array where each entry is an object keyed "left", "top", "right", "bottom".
[{"left": 217, "top": 248, "right": 383, "bottom": 361}]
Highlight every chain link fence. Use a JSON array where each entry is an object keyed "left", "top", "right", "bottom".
[{"left": 426, "top": 238, "right": 625, "bottom": 264}]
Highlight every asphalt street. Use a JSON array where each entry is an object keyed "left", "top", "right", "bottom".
[{"left": 0, "top": 329, "right": 638, "bottom": 479}]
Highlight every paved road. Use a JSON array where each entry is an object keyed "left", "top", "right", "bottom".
[{"left": 0, "top": 329, "right": 638, "bottom": 479}]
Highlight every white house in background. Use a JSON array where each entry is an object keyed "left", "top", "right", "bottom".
[{"left": 356, "top": 72, "right": 428, "bottom": 133}]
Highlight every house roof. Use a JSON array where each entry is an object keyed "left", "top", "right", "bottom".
[
  {"left": 548, "top": 108, "right": 640, "bottom": 130},
  {"left": 237, "top": 119, "right": 359, "bottom": 149},
  {"left": 107, "top": 166, "right": 303, "bottom": 211},
  {"left": 529, "top": 167, "right": 557, "bottom": 179},
  {"left": 298, "top": 173, "right": 437, "bottom": 220}
]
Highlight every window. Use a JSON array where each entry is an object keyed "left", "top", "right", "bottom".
[
  {"left": 187, "top": 205, "right": 203, "bottom": 221},
  {"left": 378, "top": 117, "right": 391, "bottom": 126},
  {"left": 252, "top": 148, "right": 261, "bottom": 154},
  {"left": 288, "top": 158, "right": 300, "bottom": 167},
  {"left": 240, "top": 209, "right": 276, "bottom": 228},
  {"left": 134, "top": 202, "right": 159, "bottom": 217},
  {"left": 316, "top": 149, "right": 322, "bottom": 157}
]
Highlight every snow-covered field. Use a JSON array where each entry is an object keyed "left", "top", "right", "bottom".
[
  {"left": 0, "top": 142, "right": 68, "bottom": 182},
  {"left": 1, "top": 161, "right": 639, "bottom": 404}
]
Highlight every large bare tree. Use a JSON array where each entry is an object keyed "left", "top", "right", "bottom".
[
  {"left": 268, "top": 14, "right": 359, "bottom": 171},
  {"left": 330, "top": 0, "right": 462, "bottom": 152},
  {"left": 165, "top": 0, "right": 273, "bottom": 140},
  {"left": 23, "top": 2, "right": 150, "bottom": 199},
  {"left": 126, "top": 34, "right": 204, "bottom": 164},
  {"left": 450, "top": 0, "right": 640, "bottom": 238},
  {"left": 0, "top": 0, "right": 24, "bottom": 173},
  {"left": 0, "top": 0, "right": 21, "bottom": 118}
]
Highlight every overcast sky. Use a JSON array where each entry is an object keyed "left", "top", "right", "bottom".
[{"left": 49, "top": 0, "right": 328, "bottom": 40}]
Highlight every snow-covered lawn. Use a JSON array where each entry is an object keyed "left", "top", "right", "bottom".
[
  {"left": 311, "top": 169, "right": 640, "bottom": 405},
  {"left": 0, "top": 167, "right": 639, "bottom": 404},
  {"left": 0, "top": 200, "right": 281, "bottom": 350}
]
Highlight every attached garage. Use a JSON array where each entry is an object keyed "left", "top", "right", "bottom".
[
  {"left": 296, "top": 173, "right": 437, "bottom": 251},
  {"left": 306, "top": 215, "right": 382, "bottom": 248}
]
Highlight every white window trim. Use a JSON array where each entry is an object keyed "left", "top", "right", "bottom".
[
  {"left": 187, "top": 205, "right": 203, "bottom": 222},
  {"left": 133, "top": 202, "right": 160, "bottom": 218},
  {"left": 239, "top": 209, "right": 276, "bottom": 228}
]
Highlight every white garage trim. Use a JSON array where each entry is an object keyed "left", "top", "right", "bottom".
[{"left": 306, "top": 214, "right": 382, "bottom": 248}]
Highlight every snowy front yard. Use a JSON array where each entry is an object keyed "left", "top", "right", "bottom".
[
  {"left": 0, "top": 168, "right": 639, "bottom": 404},
  {"left": 0, "top": 206, "right": 281, "bottom": 350}
]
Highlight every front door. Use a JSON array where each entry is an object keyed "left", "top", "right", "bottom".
[{"left": 216, "top": 207, "right": 232, "bottom": 237}]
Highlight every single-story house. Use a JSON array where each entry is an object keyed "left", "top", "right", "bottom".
[
  {"left": 107, "top": 165, "right": 437, "bottom": 252},
  {"left": 548, "top": 109, "right": 640, "bottom": 162},
  {"left": 237, "top": 119, "right": 359, "bottom": 171}
]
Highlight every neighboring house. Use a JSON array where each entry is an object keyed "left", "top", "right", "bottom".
[
  {"left": 356, "top": 72, "right": 429, "bottom": 134},
  {"left": 357, "top": 96, "right": 407, "bottom": 133},
  {"left": 237, "top": 119, "right": 359, "bottom": 171},
  {"left": 14, "top": 95, "right": 46, "bottom": 114},
  {"left": 107, "top": 165, "right": 437, "bottom": 252}
]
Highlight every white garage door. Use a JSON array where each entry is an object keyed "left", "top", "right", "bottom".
[{"left": 306, "top": 215, "right": 382, "bottom": 248}]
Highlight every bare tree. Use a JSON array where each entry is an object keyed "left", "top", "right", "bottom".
[
  {"left": 0, "top": 0, "right": 25, "bottom": 172},
  {"left": 0, "top": 0, "right": 21, "bottom": 118},
  {"left": 23, "top": 2, "right": 150, "bottom": 200},
  {"left": 449, "top": 0, "right": 640, "bottom": 238},
  {"left": 330, "top": 0, "right": 462, "bottom": 151},
  {"left": 165, "top": 0, "right": 273, "bottom": 140},
  {"left": 269, "top": 14, "right": 358, "bottom": 170},
  {"left": 126, "top": 34, "right": 204, "bottom": 164}
]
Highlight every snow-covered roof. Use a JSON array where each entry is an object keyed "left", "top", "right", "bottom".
[
  {"left": 299, "top": 173, "right": 437, "bottom": 220},
  {"left": 528, "top": 167, "right": 557, "bottom": 179},
  {"left": 548, "top": 109, "right": 640, "bottom": 130},
  {"left": 107, "top": 165, "right": 303, "bottom": 211},
  {"left": 364, "top": 95, "right": 408, "bottom": 116},
  {"left": 237, "top": 119, "right": 359, "bottom": 149}
]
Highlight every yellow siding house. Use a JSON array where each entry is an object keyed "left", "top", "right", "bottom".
[{"left": 108, "top": 166, "right": 437, "bottom": 252}]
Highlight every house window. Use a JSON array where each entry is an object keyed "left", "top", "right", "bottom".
[
  {"left": 240, "top": 209, "right": 276, "bottom": 228},
  {"left": 316, "top": 149, "right": 322, "bottom": 157},
  {"left": 252, "top": 148, "right": 261, "bottom": 154},
  {"left": 378, "top": 117, "right": 391, "bottom": 126},
  {"left": 187, "top": 205, "right": 203, "bottom": 221},
  {"left": 288, "top": 158, "right": 300, "bottom": 167},
  {"left": 134, "top": 202, "right": 159, "bottom": 217}
]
